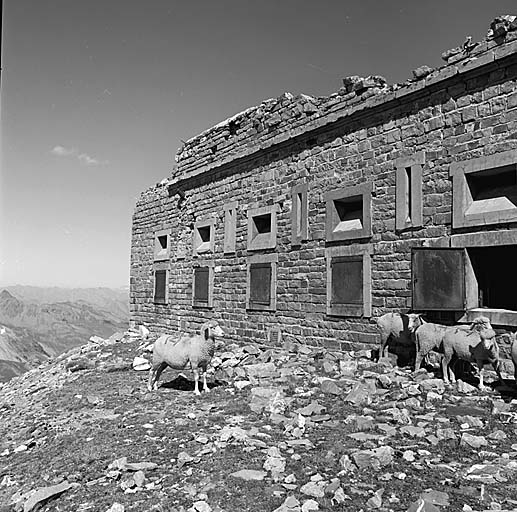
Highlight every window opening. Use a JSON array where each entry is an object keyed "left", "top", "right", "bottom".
[
  {"left": 405, "top": 167, "right": 412, "bottom": 223},
  {"left": 296, "top": 192, "right": 303, "bottom": 238},
  {"left": 157, "top": 235, "right": 168, "bottom": 250},
  {"left": 154, "top": 270, "right": 167, "bottom": 304},
  {"left": 468, "top": 246, "right": 517, "bottom": 310},
  {"left": 333, "top": 196, "right": 363, "bottom": 232},
  {"left": 193, "top": 267, "right": 210, "bottom": 306},
  {"left": 253, "top": 214, "right": 271, "bottom": 235},
  {"left": 330, "top": 256, "right": 363, "bottom": 305},
  {"left": 249, "top": 263, "right": 272, "bottom": 306},
  {"left": 198, "top": 226, "right": 211, "bottom": 243}
]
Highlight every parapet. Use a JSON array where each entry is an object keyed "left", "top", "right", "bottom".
[{"left": 171, "top": 16, "right": 517, "bottom": 187}]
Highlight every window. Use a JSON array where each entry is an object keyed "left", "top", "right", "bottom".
[
  {"left": 193, "top": 218, "right": 215, "bottom": 256},
  {"left": 450, "top": 150, "right": 517, "bottom": 228},
  {"left": 325, "top": 183, "right": 372, "bottom": 241},
  {"left": 192, "top": 263, "right": 214, "bottom": 308},
  {"left": 395, "top": 153, "right": 424, "bottom": 230},
  {"left": 223, "top": 201, "right": 238, "bottom": 254},
  {"left": 247, "top": 205, "right": 278, "bottom": 251},
  {"left": 154, "top": 229, "right": 170, "bottom": 261},
  {"left": 411, "top": 248, "right": 465, "bottom": 311},
  {"left": 291, "top": 183, "right": 308, "bottom": 246},
  {"left": 246, "top": 254, "right": 277, "bottom": 311},
  {"left": 154, "top": 269, "right": 168, "bottom": 304},
  {"left": 451, "top": 229, "right": 517, "bottom": 326},
  {"left": 326, "top": 244, "right": 372, "bottom": 317}
]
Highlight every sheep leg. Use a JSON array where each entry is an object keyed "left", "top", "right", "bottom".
[
  {"left": 192, "top": 367, "right": 201, "bottom": 395},
  {"left": 441, "top": 353, "right": 452, "bottom": 385},
  {"left": 202, "top": 370, "right": 210, "bottom": 393},
  {"left": 414, "top": 350, "right": 424, "bottom": 371},
  {"left": 379, "top": 333, "right": 389, "bottom": 360},
  {"left": 148, "top": 362, "right": 167, "bottom": 391}
]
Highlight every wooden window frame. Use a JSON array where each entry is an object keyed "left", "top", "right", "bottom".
[
  {"left": 192, "top": 262, "right": 214, "bottom": 308},
  {"left": 246, "top": 253, "right": 278, "bottom": 311},
  {"left": 247, "top": 205, "right": 278, "bottom": 251},
  {"left": 193, "top": 218, "right": 216, "bottom": 256},
  {"left": 291, "top": 183, "right": 309, "bottom": 246},
  {"left": 326, "top": 244, "right": 372, "bottom": 317},
  {"left": 450, "top": 150, "right": 517, "bottom": 229},
  {"left": 395, "top": 152, "right": 424, "bottom": 230},
  {"left": 325, "top": 183, "right": 372, "bottom": 242}
]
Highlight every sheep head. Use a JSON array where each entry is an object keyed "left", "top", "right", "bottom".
[
  {"left": 407, "top": 313, "right": 425, "bottom": 332},
  {"left": 200, "top": 321, "right": 224, "bottom": 340}
]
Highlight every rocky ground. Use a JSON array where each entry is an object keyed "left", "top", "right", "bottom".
[{"left": 0, "top": 330, "right": 517, "bottom": 512}]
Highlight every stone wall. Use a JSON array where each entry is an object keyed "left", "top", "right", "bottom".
[{"left": 130, "top": 17, "right": 517, "bottom": 357}]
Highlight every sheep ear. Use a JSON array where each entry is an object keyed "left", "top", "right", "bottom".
[{"left": 204, "top": 326, "right": 210, "bottom": 340}]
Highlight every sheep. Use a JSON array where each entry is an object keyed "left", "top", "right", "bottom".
[
  {"left": 147, "top": 320, "right": 224, "bottom": 395},
  {"left": 414, "top": 317, "right": 497, "bottom": 374},
  {"left": 414, "top": 322, "right": 450, "bottom": 371},
  {"left": 441, "top": 316, "right": 502, "bottom": 390},
  {"left": 376, "top": 312, "right": 425, "bottom": 361},
  {"left": 510, "top": 332, "right": 517, "bottom": 383}
]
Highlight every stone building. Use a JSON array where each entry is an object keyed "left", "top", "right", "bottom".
[{"left": 131, "top": 17, "right": 517, "bottom": 356}]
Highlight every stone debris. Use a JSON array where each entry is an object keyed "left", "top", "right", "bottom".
[
  {"left": 230, "top": 469, "right": 267, "bottom": 481},
  {"left": 2, "top": 294, "right": 517, "bottom": 510},
  {"left": 20, "top": 481, "right": 76, "bottom": 512},
  {"left": 132, "top": 356, "right": 151, "bottom": 371}
]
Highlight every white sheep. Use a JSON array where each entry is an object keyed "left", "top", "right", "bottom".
[
  {"left": 376, "top": 312, "right": 425, "bottom": 360},
  {"left": 414, "top": 322, "right": 450, "bottom": 371},
  {"left": 147, "top": 320, "right": 224, "bottom": 395},
  {"left": 441, "top": 317, "right": 501, "bottom": 389},
  {"left": 510, "top": 332, "right": 517, "bottom": 383}
]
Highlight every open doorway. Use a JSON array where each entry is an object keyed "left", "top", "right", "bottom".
[{"left": 467, "top": 245, "right": 517, "bottom": 310}]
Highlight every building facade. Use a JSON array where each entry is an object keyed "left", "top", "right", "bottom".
[{"left": 131, "top": 17, "right": 517, "bottom": 355}]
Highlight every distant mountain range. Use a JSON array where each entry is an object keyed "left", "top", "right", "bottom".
[{"left": 0, "top": 287, "right": 129, "bottom": 382}]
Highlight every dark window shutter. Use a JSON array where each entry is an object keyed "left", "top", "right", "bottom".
[
  {"left": 250, "top": 263, "right": 271, "bottom": 305},
  {"left": 331, "top": 256, "right": 363, "bottom": 305},
  {"left": 412, "top": 248, "right": 465, "bottom": 310},
  {"left": 194, "top": 267, "right": 209, "bottom": 304},
  {"left": 154, "top": 270, "right": 167, "bottom": 303}
]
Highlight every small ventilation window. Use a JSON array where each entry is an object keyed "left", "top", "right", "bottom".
[
  {"left": 154, "top": 230, "right": 170, "bottom": 261},
  {"left": 450, "top": 150, "right": 517, "bottom": 228},
  {"left": 247, "top": 205, "right": 277, "bottom": 251},
  {"left": 325, "top": 183, "right": 372, "bottom": 241},
  {"left": 193, "top": 219, "right": 215, "bottom": 255}
]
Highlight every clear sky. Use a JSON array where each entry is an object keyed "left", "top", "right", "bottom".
[{"left": 1, "top": 1, "right": 515, "bottom": 287}]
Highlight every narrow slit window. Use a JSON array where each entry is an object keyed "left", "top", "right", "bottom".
[
  {"left": 291, "top": 183, "right": 308, "bottom": 245},
  {"left": 223, "top": 202, "right": 237, "bottom": 254},
  {"left": 395, "top": 154, "right": 423, "bottom": 230},
  {"left": 405, "top": 167, "right": 412, "bottom": 223}
]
